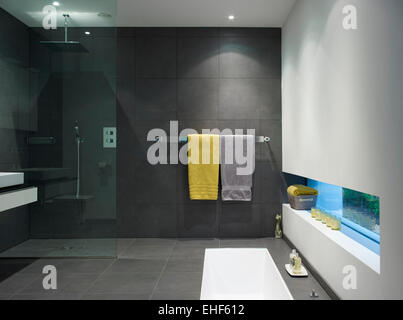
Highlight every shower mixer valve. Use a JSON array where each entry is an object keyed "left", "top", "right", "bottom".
[{"left": 103, "top": 127, "right": 117, "bottom": 148}]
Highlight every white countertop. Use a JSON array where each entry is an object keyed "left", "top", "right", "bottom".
[{"left": 0, "top": 172, "right": 24, "bottom": 189}]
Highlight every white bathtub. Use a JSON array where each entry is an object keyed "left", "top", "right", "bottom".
[{"left": 200, "top": 248, "right": 293, "bottom": 300}]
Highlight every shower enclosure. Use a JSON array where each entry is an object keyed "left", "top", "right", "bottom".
[{"left": 0, "top": 0, "right": 117, "bottom": 258}]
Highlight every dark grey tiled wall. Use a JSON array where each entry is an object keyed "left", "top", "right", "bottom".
[
  {"left": 117, "top": 27, "right": 297, "bottom": 238},
  {"left": 0, "top": 8, "right": 30, "bottom": 251}
]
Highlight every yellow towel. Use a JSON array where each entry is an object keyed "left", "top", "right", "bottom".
[
  {"left": 287, "top": 185, "right": 318, "bottom": 196},
  {"left": 188, "top": 134, "right": 220, "bottom": 200}
]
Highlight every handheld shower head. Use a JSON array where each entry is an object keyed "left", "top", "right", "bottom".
[{"left": 74, "top": 121, "right": 80, "bottom": 139}]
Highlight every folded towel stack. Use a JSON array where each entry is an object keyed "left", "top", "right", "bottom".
[{"left": 287, "top": 185, "right": 318, "bottom": 196}]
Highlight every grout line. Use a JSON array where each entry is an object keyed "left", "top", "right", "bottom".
[
  {"left": 78, "top": 257, "right": 117, "bottom": 299},
  {"left": 149, "top": 241, "right": 177, "bottom": 300},
  {"left": 7, "top": 273, "right": 41, "bottom": 300}
]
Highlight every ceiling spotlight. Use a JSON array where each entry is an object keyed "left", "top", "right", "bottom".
[
  {"left": 85, "top": 31, "right": 91, "bottom": 35},
  {"left": 228, "top": 15, "right": 235, "bottom": 20},
  {"left": 52, "top": 1, "right": 60, "bottom": 6}
]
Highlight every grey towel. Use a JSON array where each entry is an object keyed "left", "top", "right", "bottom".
[{"left": 220, "top": 135, "right": 255, "bottom": 201}]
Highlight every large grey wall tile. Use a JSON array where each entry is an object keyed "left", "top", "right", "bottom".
[
  {"left": 129, "top": 204, "right": 177, "bottom": 237},
  {"left": 258, "top": 79, "right": 281, "bottom": 120},
  {"left": 135, "top": 79, "right": 177, "bottom": 120},
  {"left": 178, "top": 28, "right": 220, "bottom": 37},
  {"left": 261, "top": 203, "right": 282, "bottom": 236},
  {"left": 219, "top": 79, "right": 275, "bottom": 120},
  {"left": 219, "top": 204, "right": 263, "bottom": 238},
  {"left": 219, "top": 28, "right": 281, "bottom": 38},
  {"left": 177, "top": 204, "right": 218, "bottom": 238},
  {"left": 136, "top": 37, "right": 176, "bottom": 78},
  {"left": 220, "top": 36, "right": 281, "bottom": 78},
  {"left": 0, "top": 207, "right": 29, "bottom": 253},
  {"left": 177, "top": 37, "right": 219, "bottom": 78},
  {"left": 259, "top": 120, "right": 282, "bottom": 165},
  {"left": 133, "top": 162, "right": 177, "bottom": 204},
  {"left": 254, "top": 161, "right": 283, "bottom": 204},
  {"left": 136, "top": 28, "right": 177, "bottom": 37},
  {"left": 177, "top": 79, "right": 218, "bottom": 120},
  {"left": 117, "top": 37, "right": 135, "bottom": 82},
  {"left": 121, "top": 120, "right": 171, "bottom": 164}
]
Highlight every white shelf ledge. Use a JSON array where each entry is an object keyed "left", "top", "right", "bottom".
[
  {"left": 283, "top": 204, "right": 380, "bottom": 273},
  {"left": 0, "top": 187, "right": 37, "bottom": 213},
  {"left": 0, "top": 172, "right": 24, "bottom": 189}
]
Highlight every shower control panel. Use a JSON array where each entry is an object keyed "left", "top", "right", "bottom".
[{"left": 103, "top": 127, "right": 117, "bottom": 148}]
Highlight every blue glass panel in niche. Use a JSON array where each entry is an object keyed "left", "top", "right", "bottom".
[{"left": 308, "top": 179, "right": 380, "bottom": 255}]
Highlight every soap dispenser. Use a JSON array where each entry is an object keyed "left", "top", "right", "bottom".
[{"left": 292, "top": 253, "right": 302, "bottom": 274}]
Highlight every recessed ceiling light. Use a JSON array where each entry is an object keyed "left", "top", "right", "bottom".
[
  {"left": 85, "top": 31, "right": 91, "bottom": 35},
  {"left": 52, "top": 1, "right": 60, "bottom": 6},
  {"left": 228, "top": 15, "right": 235, "bottom": 20}
]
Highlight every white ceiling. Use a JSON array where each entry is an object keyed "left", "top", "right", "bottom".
[{"left": 0, "top": 0, "right": 296, "bottom": 28}]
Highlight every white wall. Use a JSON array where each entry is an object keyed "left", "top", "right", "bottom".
[{"left": 282, "top": 0, "right": 403, "bottom": 299}]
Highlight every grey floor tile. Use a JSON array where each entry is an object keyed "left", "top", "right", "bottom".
[
  {"left": 56, "top": 259, "right": 115, "bottom": 274},
  {"left": 175, "top": 239, "right": 219, "bottom": 248},
  {"left": 0, "top": 273, "right": 39, "bottom": 295},
  {"left": 117, "top": 238, "right": 137, "bottom": 247},
  {"left": 81, "top": 293, "right": 150, "bottom": 300},
  {"left": 219, "top": 238, "right": 265, "bottom": 248},
  {"left": 0, "top": 294, "right": 11, "bottom": 300},
  {"left": 105, "top": 259, "right": 166, "bottom": 274},
  {"left": 151, "top": 291, "right": 200, "bottom": 300},
  {"left": 0, "top": 239, "right": 118, "bottom": 259},
  {"left": 170, "top": 247, "right": 207, "bottom": 259},
  {"left": 19, "top": 274, "right": 99, "bottom": 294},
  {"left": 165, "top": 259, "right": 204, "bottom": 273},
  {"left": 17, "top": 259, "right": 67, "bottom": 274},
  {"left": 134, "top": 238, "right": 177, "bottom": 247},
  {"left": 119, "top": 245, "right": 173, "bottom": 259},
  {"left": 88, "top": 273, "right": 160, "bottom": 294},
  {"left": 155, "top": 272, "right": 202, "bottom": 293},
  {"left": 11, "top": 293, "right": 82, "bottom": 300}
]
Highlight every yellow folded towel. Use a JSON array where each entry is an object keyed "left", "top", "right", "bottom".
[
  {"left": 188, "top": 134, "right": 220, "bottom": 200},
  {"left": 287, "top": 185, "right": 318, "bottom": 196}
]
